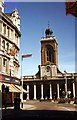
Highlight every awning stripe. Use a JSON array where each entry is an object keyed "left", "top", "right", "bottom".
[
  {"left": 15, "top": 85, "right": 28, "bottom": 93},
  {"left": 9, "top": 84, "right": 21, "bottom": 93}
]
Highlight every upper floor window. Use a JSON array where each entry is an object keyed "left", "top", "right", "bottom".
[
  {"left": 6, "top": 42, "right": 9, "bottom": 51},
  {"left": 3, "top": 58, "right": 6, "bottom": 67},
  {"left": 2, "top": 40, "right": 5, "bottom": 50},
  {"left": 7, "top": 26, "right": 10, "bottom": 38},
  {"left": 11, "top": 29, "right": 13, "bottom": 39},
  {"left": 3, "top": 23, "right": 6, "bottom": 35}
]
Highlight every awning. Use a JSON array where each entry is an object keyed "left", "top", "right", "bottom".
[
  {"left": 0, "top": 83, "right": 28, "bottom": 93},
  {"left": 15, "top": 85, "right": 28, "bottom": 93},
  {"left": 9, "top": 84, "right": 21, "bottom": 93}
]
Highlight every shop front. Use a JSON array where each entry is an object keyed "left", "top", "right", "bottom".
[{"left": 0, "top": 74, "right": 21, "bottom": 106}]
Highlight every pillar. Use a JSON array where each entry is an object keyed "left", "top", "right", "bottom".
[
  {"left": 34, "top": 84, "right": 37, "bottom": 100},
  {"left": 49, "top": 84, "right": 52, "bottom": 99},
  {"left": 57, "top": 83, "right": 60, "bottom": 99},
  {"left": 41, "top": 84, "right": 44, "bottom": 100},
  {"left": 65, "top": 77, "right": 68, "bottom": 98},
  {"left": 73, "top": 82, "right": 75, "bottom": 98},
  {"left": 26, "top": 85, "right": 29, "bottom": 100}
]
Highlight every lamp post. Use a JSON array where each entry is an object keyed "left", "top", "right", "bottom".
[{"left": 21, "top": 53, "right": 32, "bottom": 108}]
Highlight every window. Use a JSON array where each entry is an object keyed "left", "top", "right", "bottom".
[
  {"left": 46, "top": 45, "right": 54, "bottom": 63},
  {"left": 6, "top": 42, "right": 9, "bottom": 51},
  {"left": 3, "top": 58, "right": 6, "bottom": 67},
  {"left": 11, "top": 29, "right": 13, "bottom": 39},
  {"left": 3, "top": 23, "right": 6, "bottom": 35},
  {"left": 7, "top": 27, "right": 10, "bottom": 38},
  {"left": 6, "top": 60, "right": 9, "bottom": 73},
  {"left": 2, "top": 40, "right": 5, "bottom": 50}
]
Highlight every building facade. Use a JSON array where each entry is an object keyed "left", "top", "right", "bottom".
[
  {"left": 23, "top": 24, "right": 77, "bottom": 102},
  {"left": 0, "top": 0, "right": 22, "bottom": 105}
]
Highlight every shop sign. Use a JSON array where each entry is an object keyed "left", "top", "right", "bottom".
[{"left": 0, "top": 75, "right": 20, "bottom": 84}]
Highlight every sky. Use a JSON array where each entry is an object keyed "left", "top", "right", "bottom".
[{"left": 4, "top": 2, "right": 75, "bottom": 77}]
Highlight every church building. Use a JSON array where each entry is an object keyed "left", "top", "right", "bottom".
[{"left": 23, "top": 24, "right": 77, "bottom": 102}]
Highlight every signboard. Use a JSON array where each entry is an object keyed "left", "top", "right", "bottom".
[{"left": 0, "top": 74, "right": 20, "bottom": 85}]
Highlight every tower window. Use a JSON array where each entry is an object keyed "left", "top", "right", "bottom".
[{"left": 46, "top": 45, "right": 54, "bottom": 63}]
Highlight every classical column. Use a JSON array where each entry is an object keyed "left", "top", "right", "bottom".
[
  {"left": 34, "top": 84, "right": 37, "bottom": 100},
  {"left": 49, "top": 84, "right": 52, "bottom": 99},
  {"left": 57, "top": 83, "right": 60, "bottom": 99},
  {"left": 26, "top": 85, "right": 29, "bottom": 100},
  {"left": 73, "top": 82, "right": 75, "bottom": 98},
  {"left": 65, "top": 76, "right": 68, "bottom": 98},
  {"left": 41, "top": 84, "right": 44, "bottom": 100}
]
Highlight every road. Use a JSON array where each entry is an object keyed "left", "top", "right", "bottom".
[{"left": 2, "top": 100, "right": 77, "bottom": 120}]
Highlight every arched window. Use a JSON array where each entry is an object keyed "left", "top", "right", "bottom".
[{"left": 46, "top": 45, "right": 54, "bottom": 63}]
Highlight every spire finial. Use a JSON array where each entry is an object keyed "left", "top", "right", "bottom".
[
  {"left": 45, "top": 22, "right": 53, "bottom": 37},
  {"left": 48, "top": 21, "right": 50, "bottom": 28}
]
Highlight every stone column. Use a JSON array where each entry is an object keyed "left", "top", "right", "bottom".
[
  {"left": 41, "top": 84, "right": 44, "bottom": 100},
  {"left": 49, "top": 84, "right": 52, "bottom": 99},
  {"left": 73, "top": 82, "right": 75, "bottom": 98},
  {"left": 57, "top": 83, "right": 60, "bottom": 99},
  {"left": 65, "top": 77, "right": 68, "bottom": 98},
  {"left": 26, "top": 85, "right": 29, "bottom": 100},
  {"left": 34, "top": 84, "right": 37, "bottom": 100}
]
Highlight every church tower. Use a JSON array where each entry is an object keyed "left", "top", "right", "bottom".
[
  {"left": 40, "top": 24, "right": 58, "bottom": 79},
  {"left": 41, "top": 24, "right": 58, "bottom": 66}
]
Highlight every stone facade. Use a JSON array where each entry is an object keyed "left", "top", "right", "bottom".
[
  {"left": 23, "top": 25, "right": 77, "bottom": 103},
  {"left": 0, "top": 0, "right": 21, "bottom": 105},
  {"left": 0, "top": 0, "right": 21, "bottom": 77}
]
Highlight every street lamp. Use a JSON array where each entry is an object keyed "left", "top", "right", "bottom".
[{"left": 21, "top": 53, "right": 32, "bottom": 108}]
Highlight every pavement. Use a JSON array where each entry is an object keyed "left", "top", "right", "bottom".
[{"left": 1, "top": 100, "right": 77, "bottom": 120}]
